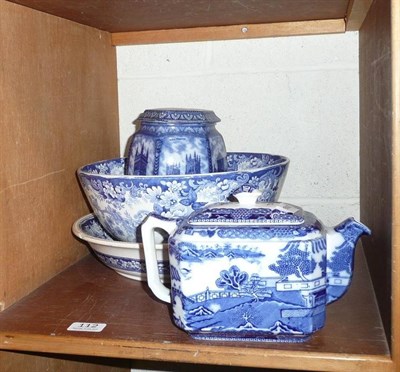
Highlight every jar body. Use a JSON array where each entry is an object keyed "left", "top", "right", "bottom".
[{"left": 126, "top": 109, "right": 227, "bottom": 176}]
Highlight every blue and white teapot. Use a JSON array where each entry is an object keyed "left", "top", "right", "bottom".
[{"left": 142, "top": 191, "right": 370, "bottom": 342}]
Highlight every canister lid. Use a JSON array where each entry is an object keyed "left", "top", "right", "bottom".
[
  {"left": 140, "top": 108, "right": 220, "bottom": 124},
  {"left": 188, "top": 191, "right": 305, "bottom": 226}
]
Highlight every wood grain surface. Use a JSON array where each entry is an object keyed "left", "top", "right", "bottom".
[
  {"left": 0, "top": 0, "right": 119, "bottom": 312},
  {"left": 111, "top": 19, "right": 345, "bottom": 46},
  {"left": 359, "top": 0, "right": 392, "bottom": 346},
  {"left": 391, "top": 0, "right": 400, "bottom": 369},
  {"left": 0, "top": 2, "right": 121, "bottom": 370},
  {"left": 0, "top": 246, "right": 391, "bottom": 371},
  {"left": 6, "top": 0, "right": 350, "bottom": 33},
  {"left": 0, "top": 0, "right": 395, "bottom": 371},
  {"left": 346, "top": 0, "right": 374, "bottom": 31}
]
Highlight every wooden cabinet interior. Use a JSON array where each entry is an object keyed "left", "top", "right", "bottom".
[
  {"left": 7, "top": 0, "right": 372, "bottom": 44},
  {"left": 0, "top": 2, "right": 121, "bottom": 371},
  {"left": 0, "top": 1, "right": 120, "bottom": 311},
  {"left": 360, "top": 0, "right": 393, "bottom": 343},
  {"left": 1, "top": 0, "right": 398, "bottom": 371},
  {"left": 4, "top": 0, "right": 359, "bottom": 33}
]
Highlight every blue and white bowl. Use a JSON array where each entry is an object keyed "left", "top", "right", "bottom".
[
  {"left": 77, "top": 152, "right": 289, "bottom": 242},
  {"left": 72, "top": 214, "right": 169, "bottom": 281}
]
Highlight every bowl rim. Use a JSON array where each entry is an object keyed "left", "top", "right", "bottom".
[
  {"left": 72, "top": 213, "right": 166, "bottom": 250},
  {"left": 77, "top": 151, "right": 289, "bottom": 179}
]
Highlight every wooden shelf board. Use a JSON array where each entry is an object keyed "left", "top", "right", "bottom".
[
  {"left": 6, "top": 0, "right": 373, "bottom": 45},
  {"left": 346, "top": 0, "right": 374, "bottom": 31},
  {"left": 111, "top": 19, "right": 345, "bottom": 46},
  {"left": 0, "top": 245, "right": 391, "bottom": 371},
  {"left": 6, "top": 0, "right": 350, "bottom": 33}
]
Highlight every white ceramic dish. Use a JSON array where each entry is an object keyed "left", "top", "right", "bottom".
[{"left": 72, "top": 214, "right": 169, "bottom": 281}]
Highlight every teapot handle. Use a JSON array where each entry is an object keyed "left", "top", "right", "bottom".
[{"left": 141, "top": 215, "right": 177, "bottom": 303}]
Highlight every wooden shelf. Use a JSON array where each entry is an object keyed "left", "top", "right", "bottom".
[
  {"left": 0, "top": 246, "right": 391, "bottom": 372},
  {"left": 2, "top": 0, "right": 398, "bottom": 370},
  {"left": 6, "top": 0, "right": 372, "bottom": 44}
]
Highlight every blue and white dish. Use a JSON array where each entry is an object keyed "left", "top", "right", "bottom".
[
  {"left": 72, "top": 214, "right": 169, "bottom": 281},
  {"left": 141, "top": 191, "right": 371, "bottom": 342},
  {"left": 77, "top": 152, "right": 289, "bottom": 242},
  {"left": 126, "top": 108, "right": 227, "bottom": 175}
]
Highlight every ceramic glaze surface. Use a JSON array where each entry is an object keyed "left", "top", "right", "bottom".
[
  {"left": 126, "top": 109, "right": 227, "bottom": 175},
  {"left": 141, "top": 194, "right": 371, "bottom": 342},
  {"left": 189, "top": 204, "right": 305, "bottom": 225},
  {"left": 168, "top": 206, "right": 325, "bottom": 341},
  {"left": 77, "top": 152, "right": 289, "bottom": 242},
  {"left": 72, "top": 214, "right": 168, "bottom": 281},
  {"left": 169, "top": 231, "right": 326, "bottom": 342}
]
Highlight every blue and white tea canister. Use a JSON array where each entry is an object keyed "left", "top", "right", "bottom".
[
  {"left": 141, "top": 192, "right": 371, "bottom": 342},
  {"left": 126, "top": 108, "right": 227, "bottom": 176}
]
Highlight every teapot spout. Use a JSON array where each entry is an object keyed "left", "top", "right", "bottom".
[{"left": 326, "top": 218, "right": 371, "bottom": 304}]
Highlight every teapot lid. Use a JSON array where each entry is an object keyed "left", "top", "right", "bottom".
[{"left": 188, "top": 191, "right": 305, "bottom": 226}]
